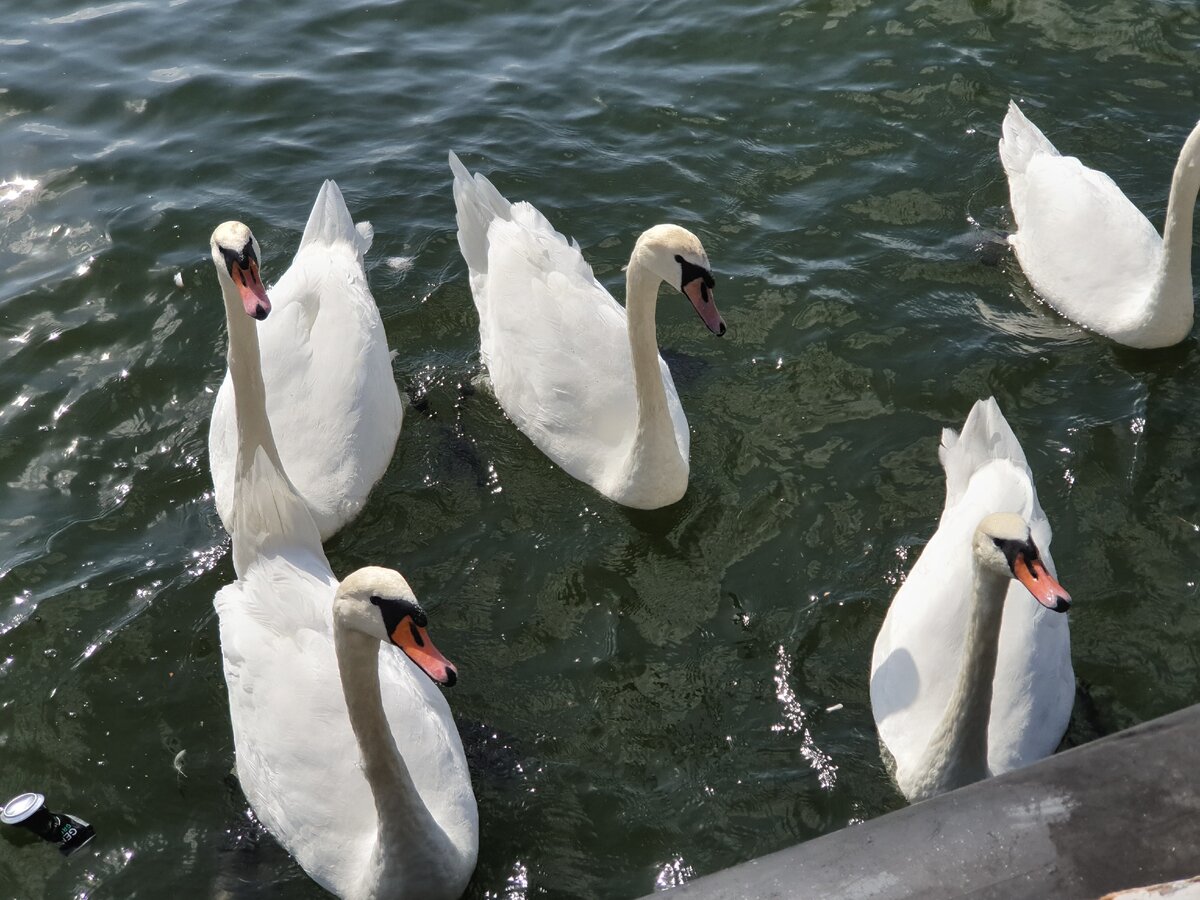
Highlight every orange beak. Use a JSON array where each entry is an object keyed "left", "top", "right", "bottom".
[
  {"left": 391, "top": 617, "right": 458, "bottom": 686},
  {"left": 683, "top": 279, "right": 726, "bottom": 335},
  {"left": 232, "top": 260, "right": 271, "bottom": 320},
  {"left": 1014, "top": 554, "right": 1071, "bottom": 613}
]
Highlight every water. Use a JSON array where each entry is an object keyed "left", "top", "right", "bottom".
[{"left": 2, "top": 0, "right": 1199, "bottom": 896}]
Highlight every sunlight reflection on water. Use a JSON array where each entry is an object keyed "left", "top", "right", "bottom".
[{"left": 772, "top": 645, "right": 839, "bottom": 792}]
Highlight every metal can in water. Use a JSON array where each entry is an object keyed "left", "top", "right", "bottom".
[{"left": 1, "top": 792, "right": 95, "bottom": 856}]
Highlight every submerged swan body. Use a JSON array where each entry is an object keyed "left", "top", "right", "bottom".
[
  {"left": 209, "top": 222, "right": 476, "bottom": 899},
  {"left": 1000, "top": 101, "right": 1200, "bottom": 348},
  {"left": 870, "top": 398, "right": 1074, "bottom": 801},
  {"left": 209, "top": 181, "right": 402, "bottom": 541},
  {"left": 449, "top": 152, "right": 726, "bottom": 509}
]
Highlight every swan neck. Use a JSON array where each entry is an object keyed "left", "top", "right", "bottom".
[
  {"left": 910, "top": 564, "right": 1008, "bottom": 800},
  {"left": 333, "top": 623, "right": 448, "bottom": 892},
  {"left": 624, "top": 252, "right": 679, "bottom": 462},
  {"left": 625, "top": 257, "right": 669, "bottom": 417},
  {"left": 220, "top": 277, "right": 284, "bottom": 475},
  {"left": 218, "top": 271, "right": 323, "bottom": 576},
  {"left": 1155, "top": 120, "right": 1200, "bottom": 322}
]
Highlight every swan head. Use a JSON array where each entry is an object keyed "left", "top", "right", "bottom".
[
  {"left": 210, "top": 221, "right": 271, "bottom": 320},
  {"left": 635, "top": 224, "right": 726, "bottom": 336},
  {"left": 334, "top": 566, "right": 458, "bottom": 686},
  {"left": 972, "top": 513, "right": 1070, "bottom": 613}
]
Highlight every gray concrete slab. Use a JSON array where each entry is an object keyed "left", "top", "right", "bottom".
[{"left": 651, "top": 703, "right": 1200, "bottom": 900}]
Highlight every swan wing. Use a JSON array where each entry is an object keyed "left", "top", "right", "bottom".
[
  {"left": 209, "top": 181, "right": 402, "bottom": 542},
  {"left": 480, "top": 211, "right": 640, "bottom": 487},
  {"left": 663, "top": 356, "right": 689, "bottom": 461},
  {"left": 871, "top": 399, "right": 1073, "bottom": 780},
  {"left": 208, "top": 374, "right": 237, "bottom": 532},
  {"left": 377, "top": 640, "right": 478, "bottom": 851},
  {"left": 217, "top": 555, "right": 371, "bottom": 897},
  {"left": 1009, "top": 154, "right": 1161, "bottom": 323},
  {"left": 1001, "top": 105, "right": 1162, "bottom": 333}
]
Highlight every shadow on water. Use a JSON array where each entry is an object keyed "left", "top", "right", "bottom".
[{"left": 209, "top": 776, "right": 300, "bottom": 900}]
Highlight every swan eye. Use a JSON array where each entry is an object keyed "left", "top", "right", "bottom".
[
  {"left": 369, "top": 594, "right": 428, "bottom": 630},
  {"left": 219, "top": 240, "right": 257, "bottom": 275},
  {"left": 991, "top": 537, "right": 1019, "bottom": 566},
  {"left": 674, "top": 254, "right": 714, "bottom": 293},
  {"left": 991, "top": 536, "right": 1039, "bottom": 571},
  {"left": 219, "top": 246, "right": 241, "bottom": 275}
]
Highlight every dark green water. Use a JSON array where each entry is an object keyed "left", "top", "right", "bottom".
[{"left": 2, "top": 0, "right": 1199, "bottom": 896}]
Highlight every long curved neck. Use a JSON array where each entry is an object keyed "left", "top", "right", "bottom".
[
  {"left": 624, "top": 251, "right": 681, "bottom": 469},
  {"left": 218, "top": 276, "right": 321, "bottom": 573},
  {"left": 333, "top": 623, "right": 455, "bottom": 897},
  {"left": 907, "top": 562, "right": 1008, "bottom": 801},
  {"left": 220, "top": 280, "right": 284, "bottom": 476},
  {"left": 1150, "top": 119, "right": 1200, "bottom": 333}
]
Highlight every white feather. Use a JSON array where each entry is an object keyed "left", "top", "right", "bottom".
[{"left": 209, "top": 180, "right": 402, "bottom": 542}]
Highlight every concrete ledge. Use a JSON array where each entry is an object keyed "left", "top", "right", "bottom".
[{"left": 652, "top": 703, "right": 1200, "bottom": 900}]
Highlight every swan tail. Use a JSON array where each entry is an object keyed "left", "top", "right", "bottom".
[
  {"left": 298, "top": 180, "right": 371, "bottom": 259},
  {"left": 939, "top": 397, "right": 1030, "bottom": 508},
  {"left": 1000, "top": 102, "right": 1062, "bottom": 229},
  {"left": 450, "top": 150, "right": 513, "bottom": 276},
  {"left": 999, "top": 101, "right": 1059, "bottom": 176}
]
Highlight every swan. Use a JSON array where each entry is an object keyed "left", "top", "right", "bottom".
[
  {"left": 999, "top": 100, "right": 1200, "bottom": 348},
  {"left": 449, "top": 151, "right": 726, "bottom": 510},
  {"left": 208, "top": 181, "right": 403, "bottom": 542},
  {"left": 209, "top": 222, "right": 477, "bottom": 899},
  {"left": 870, "top": 398, "right": 1074, "bottom": 802}
]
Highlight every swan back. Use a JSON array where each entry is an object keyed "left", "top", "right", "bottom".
[{"left": 871, "top": 398, "right": 1073, "bottom": 782}]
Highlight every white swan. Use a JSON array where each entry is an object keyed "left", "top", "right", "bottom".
[
  {"left": 870, "top": 398, "right": 1074, "bottom": 802},
  {"left": 449, "top": 152, "right": 726, "bottom": 510},
  {"left": 209, "top": 181, "right": 402, "bottom": 541},
  {"left": 209, "top": 222, "right": 477, "bottom": 900},
  {"left": 1000, "top": 100, "right": 1200, "bottom": 348}
]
